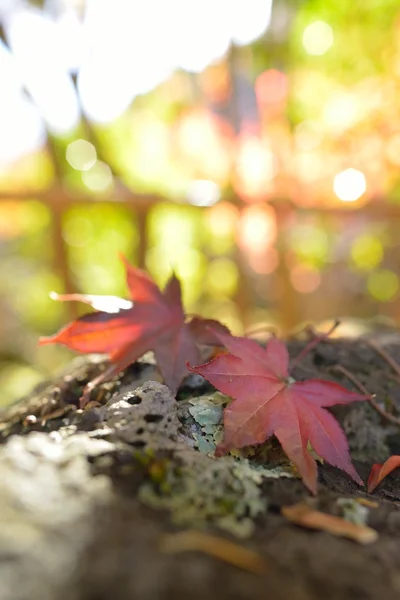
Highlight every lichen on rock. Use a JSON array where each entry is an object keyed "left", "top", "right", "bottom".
[
  {"left": 337, "top": 498, "right": 370, "bottom": 526},
  {"left": 139, "top": 449, "right": 268, "bottom": 538},
  {"left": 185, "top": 393, "right": 228, "bottom": 453},
  {"left": 103, "top": 383, "right": 293, "bottom": 537},
  {"left": 103, "top": 381, "right": 182, "bottom": 450},
  {"left": 96, "top": 382, "right": 276, "bottom": 536}
]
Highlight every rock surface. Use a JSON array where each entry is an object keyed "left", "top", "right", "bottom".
[
  {"left": 0, "top": 337, "right": 400, "bottom": 600},
  {"left": 0, "top": 433, "right": 113, "bottom": 600}
]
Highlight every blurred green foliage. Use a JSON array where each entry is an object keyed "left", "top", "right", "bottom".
[{"left": 2, "top": 0, "right": 400, "bottom": 404}]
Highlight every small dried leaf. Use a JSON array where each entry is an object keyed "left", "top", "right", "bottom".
[
  {"left": 355, "top": 498, "right": 379, "bottom": 509},
  {"left": 159, "top": 530, "right": 267, "bottom": 574},
  {"left": 368, "top": 456, "right": 400, "bottom": 493},
  {"left": 281, "top": 502, "right": 378, "bottom": 544}
]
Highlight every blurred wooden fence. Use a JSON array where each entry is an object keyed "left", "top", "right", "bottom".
[{"left": 2, "top": 182, "right": 400, "bottom": 333}]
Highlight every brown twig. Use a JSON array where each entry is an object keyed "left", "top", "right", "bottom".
[
  {"left": 40, "top": 404, "right": 76, "bottom": 426},
  {"left": 365, "top": 339, "right": 400, "bottom": 379},
  {"left": 387, "top": 373, "right": 400, "bottom": 387},
  {"left": 296, "top": 323, "right": 324, "bottom": 340},
  {"left": 291, "top": 363, "right": 321, "bottom": 377},
  {"left": 244, "top": 324, "right": 277, "bottom": 339},
  {"left": 332, "top": 364, "right": 400, "bottom": 427},
  {"left": 289, "top": 320, "right": 340, "bottom": 373}
]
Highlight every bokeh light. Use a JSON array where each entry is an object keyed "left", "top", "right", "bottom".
[
  {"left": 6, "top": 7, "right": 81, "bottom": 133},
  {"left": 206, "top": 202, "right": 240, "bottom": 238},
  {"left": 333, "top": 169, "right": 367, "bottom": 202},
  {"left": 186, "top": 180, "right": 221, "bottom": 207},
  {"left": 238, "top": 204, "right": 277, "bottom": 254},
  {"left": 294, "top": 120, "right": 323, "bottom": 151},
  {"left": 290, "top": 264, "right": 321, "bottom": 294},
  {"left": 351, "top": 234, "right": 383, "bottom": 271},
  {"left": 368, "top": 270, "right": 399, "bottom": 302},
  {"left": 205, "top": 202, "right": 239, "bottom": 254},
  {"left": 323, "top": 92, "right": 359, "bottom": 133},
  {"left": 255, "top": 69, "right": 288, "bottom": 106},
  {"left": 206, "top": 258, "right": 239, "bottom": 297},
  {"left": 289, "top": 224, "right": 329, "bottom": 268},
  {"left": 66, "top": 140, "right": 97, "bottom": 171},
  {"left": 302, "top": 21, "right": 334, "bottom": 56},
  {"left": 81, "top": 161, "right": 113, "bottom": 192},
  {"left": 62, "top": 216, "right": 94, "bottom": 248},
  {"left": 235, "top": 136, "right": 276, "bottom": 201},
  {"left": 386, "top": 133, "right": 400, "bottom": 166},
  {"left": 74, "top": 0, "right": 273, "bottom": 122},
  {"left": 248, "top": 248, "right": 279, "bottom": 274}
]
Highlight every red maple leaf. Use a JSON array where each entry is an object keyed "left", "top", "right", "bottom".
[
  {"left": 39, "top": 256, "right": 229, "bottom": 405},
  {"left": 187, "top": 333, "right": 367, "bottom": 494},
  {"left": 367, "top": 456, "right": 400, "bottom": 493}
]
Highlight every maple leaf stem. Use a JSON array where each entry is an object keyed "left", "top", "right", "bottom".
[
  {"left": 289, "top": 320, "right": 340, "bottom": 374},
  {"left": 332, "top": 364, "right": 400, "bottom": 427}
]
